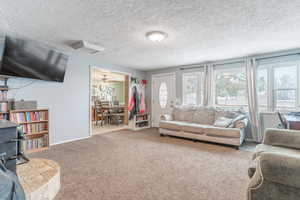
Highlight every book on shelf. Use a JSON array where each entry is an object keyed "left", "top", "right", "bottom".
[
  {"left": 22, "top": 135, "right": 48, "bottom": 151},
  {"left": 20, "top": 122, "right": 48, "bottom": 134},
  {"left": 0, "top": 102, "right": 8, "bottom": 112},
  {"left": 0, "top": 113, "right": 8, "bottom": 120},
  {"left": 10, "top": 111, "right": 48, "bottom": 123},
  {"left": 0, "top": 91, "right": 7, "bottom": 101}
]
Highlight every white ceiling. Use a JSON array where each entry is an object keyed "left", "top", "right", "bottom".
[{"left": 1, "top": 0, "right": 300, "bottom": 71}]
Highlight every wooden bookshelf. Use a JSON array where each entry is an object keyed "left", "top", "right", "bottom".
[
  {"left": 9, "top": 108, "right": 49, "bottom": 153},
  {"left": 0, "top": 85, "right": 9, "bottom": 120}
]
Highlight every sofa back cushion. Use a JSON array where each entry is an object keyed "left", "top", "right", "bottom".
[
  {"left": 215, "top": 109, "right": 239, "bottom": 120},
  {"left": 192, "top": 106, "right": 216, "bottom": 125},
  {"left": 173, "top": 106, "right": 196, "bottom": 122}
]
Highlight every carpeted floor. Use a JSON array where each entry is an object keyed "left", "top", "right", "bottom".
[{"left": 30, "top": 128, "right": 253, "bottom": 200}]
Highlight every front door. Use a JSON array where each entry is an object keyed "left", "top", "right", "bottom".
[{"left": 152, "top": 73, "right": 176, "bottom": 127}]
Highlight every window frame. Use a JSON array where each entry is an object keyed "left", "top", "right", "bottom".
[
  {"left": 257, "top": 61, "right": 300, "bottom": 112},
  {"left": 182, "top": 71, "right": 204, "bottom": 106},
  {"left": 212, "top": 65, "right": 248, "bottom": 108}
]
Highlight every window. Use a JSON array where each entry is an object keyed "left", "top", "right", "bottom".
[
  {"left": 257, "top": 62, "right": 300, "bottom": 111},
  {"left": 182, "top": 72, "right": 204, "bottom": 105},
  {"left": 257, "top": 68, "right": 268, "bottom": 111},
  {"left": 213, "top": 66, "right": 248, "bottom": 108},
  {"left": 274, "top": 66, "right": 297, "bottom": 110},
  {"left": 159, "top": 82, "right": 168, "bottom": 108}
]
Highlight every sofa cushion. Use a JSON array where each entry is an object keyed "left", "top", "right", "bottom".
[
  {"left": 173, "top": 106, "right": 196, "bottom": 122},
  {"left": 192, "top": 106, "right": 215, "bottom": 125},
  {"left": 213, "top": 117, "right": 233, "bottom": 128},
  {"left": 182, "top": 123, "right": 208, "bottom": 135},
  {"left": 253, "top": 144, "right": 300, "bottom": 160},
  {"left": 159, "top": 120, "right": 186, "bottom": 131},
  {"left": 205, "top": 127, "right": 241, "bottom": 138}
]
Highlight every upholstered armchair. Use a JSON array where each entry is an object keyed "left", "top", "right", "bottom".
[{"left": 248, "top": 128, "right": 300, "bottom": 200}]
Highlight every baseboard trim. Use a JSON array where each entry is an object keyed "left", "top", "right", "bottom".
[{"left": 51, "top": 136, "right": 91, "bottom": 146}]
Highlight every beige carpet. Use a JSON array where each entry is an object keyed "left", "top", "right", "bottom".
[{"left": 30, "top": 128, "right": 252, "bottom": 200}]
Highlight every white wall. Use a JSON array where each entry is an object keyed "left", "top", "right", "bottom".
[{"left": 2, "top": 51, "right": 145, "bottom": 145}]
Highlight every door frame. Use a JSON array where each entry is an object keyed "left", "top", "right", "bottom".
[
  {"left": 151, "top": 72, "right": 176, "bottom": 127},
  {"left": 89, "top": 66, "right": 131, "bottom": 137}
]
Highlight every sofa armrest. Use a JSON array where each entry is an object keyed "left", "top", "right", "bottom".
[
  {"left": 234, "top": 118, "right": 248, "bottom": 129},
  {"left": 160, "top": 114, "right": 173, "bottom": 121},
  {"left": 263, "top": 128, "right": 300, "bottom": 149},
  {"left": 258, "top": 152, "right": 300, "bottom": 189}
]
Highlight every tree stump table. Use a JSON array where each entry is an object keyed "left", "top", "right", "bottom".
[{"left": 17, "top": 159, "right": 60, "bottom": 200}]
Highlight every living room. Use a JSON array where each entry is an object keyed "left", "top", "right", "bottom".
[{"left": 1, "top": 1, "right": 300, "bottom": 200}]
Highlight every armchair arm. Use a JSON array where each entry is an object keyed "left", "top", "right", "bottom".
[
  {"left": 258, "top": 152, "right": 300, "bottom": 189},
  {"left": 263, "top": 128, "right": 300, "bottom": 149},
  {"left": 160, "top": 114, "right": 173, "bottom": 121}
]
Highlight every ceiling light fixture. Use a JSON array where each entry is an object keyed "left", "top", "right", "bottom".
[{"left": 146, "top": 31, "right": 168, "bottom": 42}]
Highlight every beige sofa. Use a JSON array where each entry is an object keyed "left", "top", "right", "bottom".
[
  {"left": 159, "top": 106, "right": 248, "bottom": 148},
  {"left": 248, "top": 128, "right": 300, "bottom": 200}
]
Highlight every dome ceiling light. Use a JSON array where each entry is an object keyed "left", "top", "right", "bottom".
[{"left": 146, "top": 31, "right": 168, "bottom": 42}]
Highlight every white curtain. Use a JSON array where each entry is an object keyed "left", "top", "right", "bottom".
[
  {"left": 246, "top": 57, "right": 262, "bottom": 142},
  {"left": 203, "top": 64, "right": 213, "bottom": 106}
]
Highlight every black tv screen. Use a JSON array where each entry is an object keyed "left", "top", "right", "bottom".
[
  {"left": 0, "top": 37, "right": 68, "bottom": 82},
  {"left": 0, "top": 36, "right": 4, "bottom": 66}
]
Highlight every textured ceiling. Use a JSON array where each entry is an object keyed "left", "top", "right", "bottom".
[{"left": 1, "top": 0, "right": 300, "bottom": 71}]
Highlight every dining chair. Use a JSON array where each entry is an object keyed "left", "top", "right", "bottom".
[
  {"left": 95, "top": 101, "right": 109, "bottom": 126},
  {"left": 277, "top": 112, "right": 288, "bottom": 129}
]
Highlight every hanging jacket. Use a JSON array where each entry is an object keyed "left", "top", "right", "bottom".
[
  {"left": 129, "top": 85, "right": 140, "bottom": 120},
  {"left": 139, "top": 85, "right": 146, "bottom": 114}
]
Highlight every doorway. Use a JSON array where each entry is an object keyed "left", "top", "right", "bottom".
[
  {"left": 151, "top": 73, "right": 176, "bottom": 127},
  {"left": 90, "top": 68, "right": 129, "bottom": 135}
]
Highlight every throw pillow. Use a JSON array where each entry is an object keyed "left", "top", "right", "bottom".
[
  {"left": 213, "top": 117, "right": 233, "bottom": 128},
  {"left": 228, "top": 115, "right": 247, "bottom": 128}
]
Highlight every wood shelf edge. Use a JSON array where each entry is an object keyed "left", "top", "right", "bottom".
[
  {"left": 25, "top": 147, "right": 49, "bottom": 154},
  {"left": 25, "top": 131, "right": 48, "bottom": 138},
  {"left": 18, "top": 120, "right": 48, "bottom": 124},
  {"left": 10, "top": 108, "right": 49, "bottom": 113}
]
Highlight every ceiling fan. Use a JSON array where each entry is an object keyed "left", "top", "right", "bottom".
[{"left": 101, "top": 75, "right": 108, "bottom": 82}]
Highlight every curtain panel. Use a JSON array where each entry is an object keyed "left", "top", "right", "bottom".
[
  {"left": 203, "top": 64, "right": 213, "bottom": 106},
  {"left": 246, "top": 57, "right": 262, "bottom": 142}
]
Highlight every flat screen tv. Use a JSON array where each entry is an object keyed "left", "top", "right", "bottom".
[
  {"left": 0, "top": 37, "right": 68, "bottom": 82},
  {"left": 0, "top": 36, "right": 4, "bottom": 66}
]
